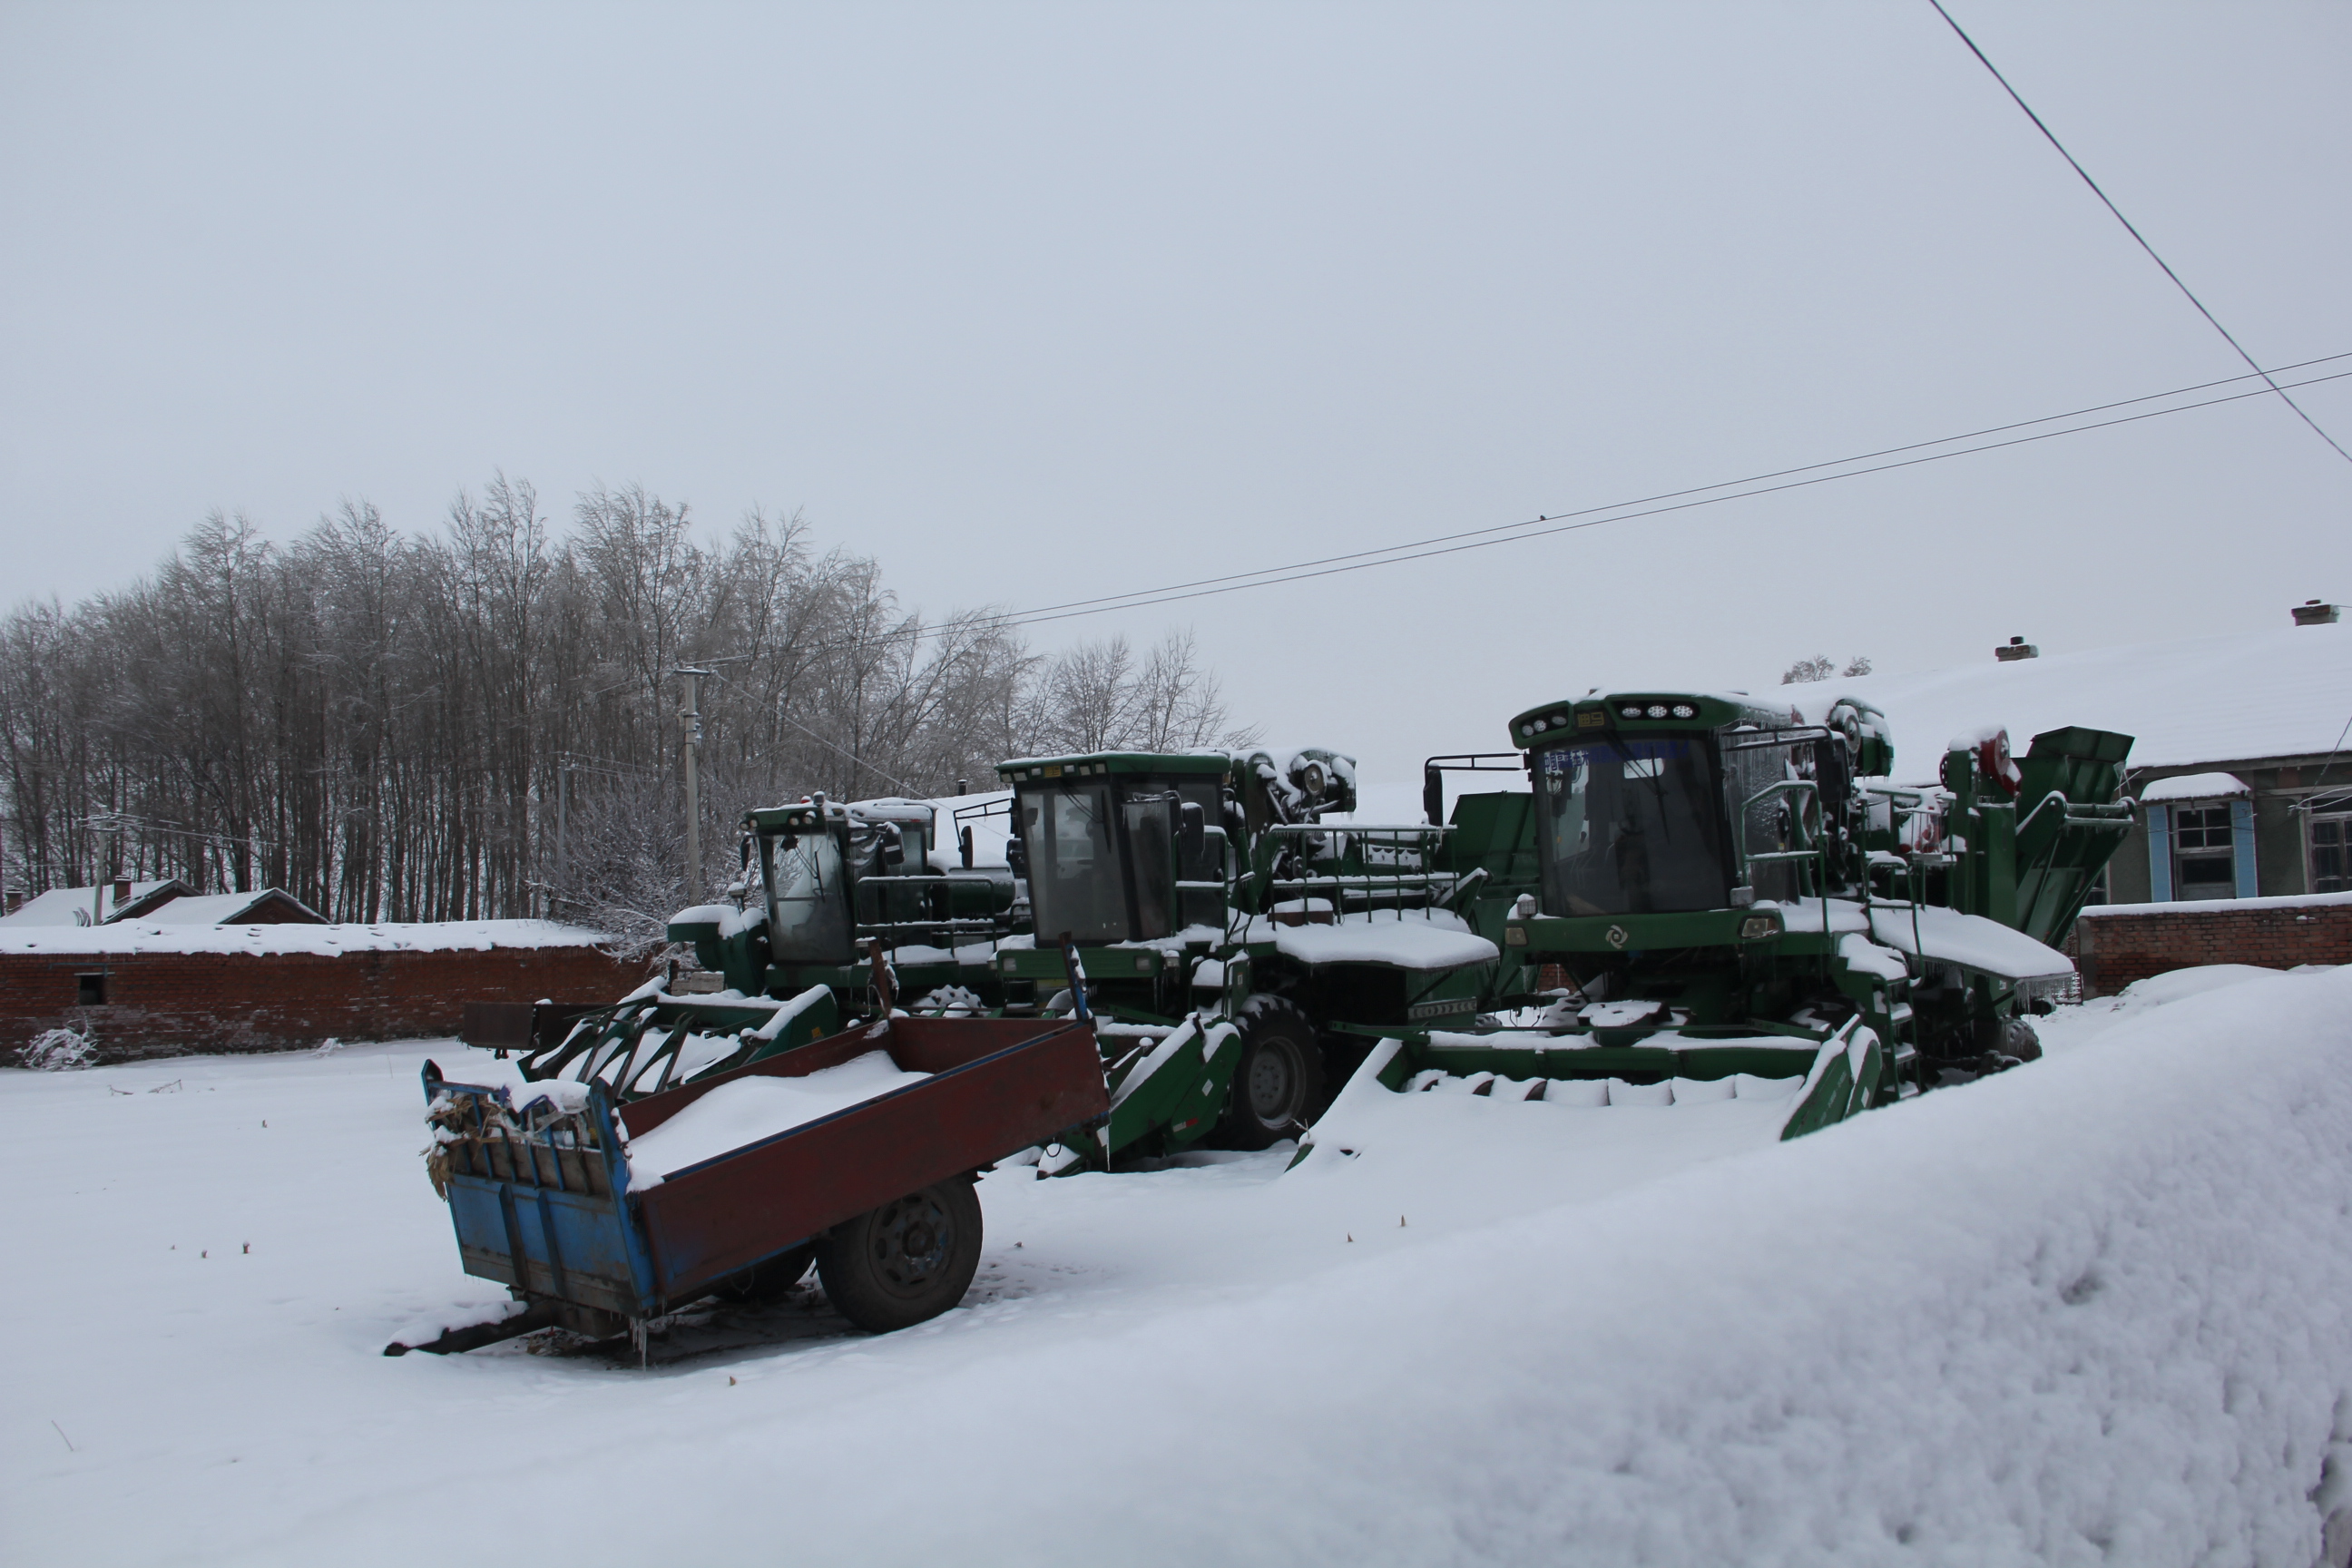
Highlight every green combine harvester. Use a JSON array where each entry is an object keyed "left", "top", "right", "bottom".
[
  {"left": 486, "top": 749, "right": 1515, "bottom": 1173},
  {"left": 1294, "top": 689, "right": 2134, "bottom": 1165},
  {"left": 423, "top": 685, "right": 2138, "bottom": 1348},
  {"left": 486, "top": 690, "right": 2130, "bottom": 1181},
  {"left": 987, "top": 746, "right": 1508, "bottom": 1169},
  {"left": 500, "top": 794, "right": 1020, "bottom": 1099}
]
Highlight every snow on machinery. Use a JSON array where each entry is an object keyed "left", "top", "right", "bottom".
[
  {"left": 987, "top": 746, "right": 1506, "bottom": 1169},
  {"left": 1295, "top": 690, "right": 2135, "bottom": 1165},
  {"left": 681, "top": 793, "right": 1022, "bottom": 1012},
  {"left": 496, "top": 794, "right": 1024, "bottom": 1101}
]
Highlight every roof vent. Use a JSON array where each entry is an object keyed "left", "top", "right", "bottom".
[
  {"left": 2292, "top": 599, "right": 2340, "bottom": 627},
  {"left": 1994, "top": 635, "right": 2038, "bottom": 662}
]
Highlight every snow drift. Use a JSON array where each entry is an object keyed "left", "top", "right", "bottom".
[
  {"left": 676, "top": 965, "right": 2352, "bottom": 1567},
  {"left": 4, "top": 966, "right": 2349, "bottom": 1566}
]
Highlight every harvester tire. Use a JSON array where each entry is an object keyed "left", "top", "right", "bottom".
[
  {"left": 816, "top": 1180, "right": 984, "bottom": 1333},
  {"left": 1219, "top": 995, "right": 1325, "bottom": 1151}
]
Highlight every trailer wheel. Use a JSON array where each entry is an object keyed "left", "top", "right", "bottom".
[
  {"left": 1218, "top": 995, "right": 1325, "bottom": 1150},
  {"left": 816, "top": 1181, "right": 983, "bottom": 1333}
]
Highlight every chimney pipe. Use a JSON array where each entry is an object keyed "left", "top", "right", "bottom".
[
  {"left": 1994, "top": 635, "right": 2039, "bottom": 662},
  {"left": 2292, "top": 599, "right": 2340, "bottom": 627}
]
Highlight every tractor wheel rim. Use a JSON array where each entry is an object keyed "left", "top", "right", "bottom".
[{"left": 1247, "top": 1043, "right": 1297, "bottom": 1123}]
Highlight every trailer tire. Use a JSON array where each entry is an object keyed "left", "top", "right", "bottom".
[
  {"left": 1218, "top": 995, "right": 1325, "bottom": 1151},
  {"left": 816, "top": 1180, "right": 984, "bottom": 1333}
]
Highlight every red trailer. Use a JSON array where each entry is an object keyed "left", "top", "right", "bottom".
[{"left": 398, "top": 1013, "right": 1109, "bottom": 1351}]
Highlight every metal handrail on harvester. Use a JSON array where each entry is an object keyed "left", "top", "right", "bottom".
[
  {"left": 849, "top": 869, "right": 1021, "bottom": 957},
  {"left": 1735, "top": 779, "right": 1831, "bottom": 970},
  {"left": 1249, "top": 821, "right": 1463, "bottom": 920},
  {"left": 2015, "top": 789, "right": 2134, "bottom": 834},
  {"left": 1734, "top": 779, "right": 1824, "bottom": 875}
]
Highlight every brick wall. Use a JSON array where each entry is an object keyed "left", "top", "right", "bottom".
[
  {"left": 2, "top": 945, "right": 649, "bottom": 1063},
  {"left": 2064, "top": 902, "right": 2352, "bottom": 997}
]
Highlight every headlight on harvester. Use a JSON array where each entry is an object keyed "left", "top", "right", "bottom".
[{"left": 1739, "top": 915, "right": 1781, "bottom": 942}]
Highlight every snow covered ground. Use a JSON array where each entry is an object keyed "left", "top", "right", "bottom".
[{"left": 6, "top": 965, "right": 2352, "bottom": 1566}]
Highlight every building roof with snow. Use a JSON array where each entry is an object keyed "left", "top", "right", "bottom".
[
  {"left": 139, "top": 888, "right": 328, "bottom": 926},
  {"left": 0, "top": 878, "right": 194, "bottom": 927},
  {"left": 1785, "top": 620, "right": 2349, "bottom": 783}
]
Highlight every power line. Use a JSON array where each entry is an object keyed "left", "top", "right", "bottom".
[
  {"left": 989, "top": 367, "right": 2352, "bottom": 629},
  {"left": 987, "top": 350, "right": 2352, "bottom": 630},
  {"left": 1926, "top": 0, "right": 2352, "bottom": 468},
  {"left": 955, "top": 364, "right": 2352, "bottom": 634},
  {"left": 501, "top": 351, "right": 2352, "bottom": 676},
  {"left": 774, "top": 711, "right": 926, "bottom": 797}
]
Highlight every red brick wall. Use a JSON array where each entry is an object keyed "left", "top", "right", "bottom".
[
  {"left": 2064, "top": 904, "right": 2352, "bottom": 997},
  {"left": 2, "top": 945, "right": 649, "bottom": 1063}
]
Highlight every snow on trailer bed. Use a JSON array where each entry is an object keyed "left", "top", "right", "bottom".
[
  {"left": 620, "top": 1051, "right": 932, "bottom": 1185},
  {"left": 6, "top": 965, "right": 2352, "bottom": 1566}
]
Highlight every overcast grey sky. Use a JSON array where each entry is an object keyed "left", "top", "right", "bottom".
[{"left": 4, "top": 2, "right": 2347, "bottom": 784}]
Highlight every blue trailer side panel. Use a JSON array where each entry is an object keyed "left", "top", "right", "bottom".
[{"left": 444, "top": 1177, "right": 649, "bottom": 1318}]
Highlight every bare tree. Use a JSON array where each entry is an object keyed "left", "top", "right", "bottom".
[
  {"left": 1024, "top": 629, "right": 1258, "bottom": 754},
  {"left": 1134, "top": 629, "right": 1259, "bottom": 750},
  {"left": 0, "top": 484, "right": 1259, "bottom": 934},
  {"left": 1781, "top": 654, "right": 1872, "bottom": 685}
]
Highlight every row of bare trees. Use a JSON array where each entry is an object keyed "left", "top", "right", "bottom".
[{"left": 0, "top": 477, "right": 1253, "bottom": 942}]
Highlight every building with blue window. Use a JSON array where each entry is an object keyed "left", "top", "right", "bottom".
[{"left": 1788, "top": 602, "right": 2350, "bottom": 906}]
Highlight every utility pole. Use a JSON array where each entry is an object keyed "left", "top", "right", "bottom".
[
  {"left": 555, "top": 758, "right": 573, "bottom": 908},
  {"left": 677, "top": 670, "right": 713, "bottom": 902}
]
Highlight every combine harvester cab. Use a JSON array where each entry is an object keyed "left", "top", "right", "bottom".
[
  {"left": 989, "top": 746, "right": 1505, "bottom": 1170},
  {"left": 485, "top": 793, "right": 1026, "bottom": 1105},
  {"left": 1296, "top": 691, "right": 2133, "bottom": 1167},
  {"left": 403, "top": 1008, "right": 1110, "bottom": 1353},
  {"left": 678, "top": 794, "right": 1022, "bottom": 1016}
]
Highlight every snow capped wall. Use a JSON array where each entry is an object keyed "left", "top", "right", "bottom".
[
  {"left": 2066, "top": 896, "right": 2352, "bottom": 995},
  {"left": 1, "top": 917, "right": 608, "bottom": 959},
  {"left": 2, "top": 928, "right": 640, "bottom": 1062}
]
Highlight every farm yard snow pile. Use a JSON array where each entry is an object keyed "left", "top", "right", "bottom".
[{"left": 5, "top": 962, "right": 2351, "bottom": 1567}]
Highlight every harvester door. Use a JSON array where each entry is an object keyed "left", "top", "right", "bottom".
[
  {"left": 1121, "top": 791, "right": 1180, "bottom": 941},
  {"left": 765, "top": 828, "right": 856, "bottom": 964},
  {"left": 1018, "top": 783, "right": 1126, "bottom": 942},
  {"left": 1174, "top": 778, "right": 1227, "bottom": 929}
]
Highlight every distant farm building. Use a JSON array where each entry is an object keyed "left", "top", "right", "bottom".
[
  {"left": 0, "top": 878, "right": 194, "bottom": 926},
  {"left": 1790, "top": 602, "right": 2351, "bottom": 993},
  {"left": 1, "top": 917, "right": 643, "bottom": 1063}
]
